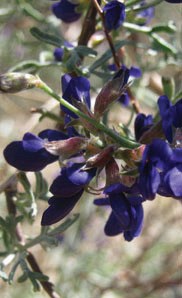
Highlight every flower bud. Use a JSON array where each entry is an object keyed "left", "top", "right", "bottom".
[
  {"left": 94, "top": 76, "right": 128, "bottom": 119},
  {"left": 105, "top": 157, "right": 120, "bottom": 185},
  {"left": 84, "top": 145, "right": 116, "bottom": 169},
  {"left": 0, "top": 72, "right": 39, "bottom": 93},
  {"left": 44, "top": 137, "right": 88, "bottom": 161}
]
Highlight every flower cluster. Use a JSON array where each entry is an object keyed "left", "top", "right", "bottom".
[
  {"left": 4, "top": 63, "right": 182, "bottom": 242},
  {"left": 3, "top": 0, "right": 182, "bottom": 244}
]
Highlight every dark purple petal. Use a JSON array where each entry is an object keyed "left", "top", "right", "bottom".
[
  {"left": 171, "top": 98, "right": 182, "bottom": 128},
  {"left": 105, "top": 183, "right": 127, "bottom": 194},
  {"left": 118, "top": 92, "right": 130, "bottom": 106},
  {"left": 164, "top": 165, "right": 182, "bottom": 197},
  {"left": 61, "top": 75, "right": 91, "bottom": 118},
  {"left": 38, "top": 129, "right": 68, "bottom": 141},
  {"left": 127, "top": 196, "right": 144, "bottom": 206},
  {"left": 109, "top": 193, "right": 130, "bottom": 228},
  {"left": 50, "top": 167, "right": 82, "bottom": 197},
  {"left": 4, "top": 140, "right": 57, "bottom": 171},
  {"left": 52, "top": 0, "right": 81, "bottom": 23},
  {"left": 164, "top": 0, "right": 182, "bottom": 3},
  {"left": 158, "top": 95, "right": 173, "bottom": 143},
  {"left": 41, "top": 190, "right": 83, "bottom": 226},
  {"left": 134, "top": 113, "right": 153, "bottom": 141},
  {"left": 104, "top": 212, "right": 124, "bottom": 236},
  {"left": 124, "top": 204, "right": 144, "bottom": 241},
  {"left": 66, "top": 162, "right": 96, "bottom": 185},
  {"left": 103, "top": 1, "right": 126, "bottom": 31},
  {"left": 149, "top": 139, "right": 174, "bottom": 169},
  {"left": 54, "top": 48, "right": 64, "bottom": 61},
  {"left": 172, "top": 148, "right": 182, "bottom": 163},
  {"left": 130, "top": 66, "right": 142, "bottom": 78},
  {"left": 22, "top": 133, "right": 44, "bottom": 152},
  {"left": 139, "top": 163, "right": 160, "bottom": 200},
  {"left": 93, "top": 198, "right": 110, "bottom": 206}
]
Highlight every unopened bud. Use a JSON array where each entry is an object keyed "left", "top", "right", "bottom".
[
  {"left": 44, "top": 137, "right": 88, "bottom": 161},
  {"left": 84, "top": 145, "right": 116, "bottom": 169},
  {"left": 0, "top": 72, "right": 39, "bottom": 93},
  {"left": 105, "top": 157, "right": 120, "bottom": 186},
  {"left": 94, "top": 76, "right": 128, "bottom": 119}
]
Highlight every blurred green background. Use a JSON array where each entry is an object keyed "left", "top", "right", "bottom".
[{"left": 0, "top": 1, "right": 181, "bottom": 297}]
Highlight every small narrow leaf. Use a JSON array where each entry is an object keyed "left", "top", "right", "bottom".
[
  {"left": 89, "top": 40, "right": 132, "bottom": 72},
  {"left": 151, "top": 33, "right": 177, "bottom": 55},
  {"left": 75, "top": 45, "right": 97, "bottom": 57},
  {"left": 30, "top": 27, "right": 64, "bottom": 47}
]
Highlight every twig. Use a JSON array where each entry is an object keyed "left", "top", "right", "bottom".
[
  {"left": 27, "top": 252, "right": 60, "bottom": 298},
  {"left": 92, "top": 0, "right": 120, "bottom": 68},
  {"left": 92, "top": 0, "right": 141, "bottom": 114},
  {"left": 78, "top": 0, "right": 100, "bottom": 46}
]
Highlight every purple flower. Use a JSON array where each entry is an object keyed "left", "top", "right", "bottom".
[
  {"left": 3, "top": 130, "right": 68, "bottom": 171},
  {"left": 61, "top": 74, "right": 91, "bottom": 118},
  {"left": 159, "top": 165, "right": 182, "bottom": 199},
  {"left": 134, "top": 113, "right": 153, "bottom": 141},
  {"left": 164, "top": 0, "right": 182, "bottom": 3},
  {"left": 158, "top": 96, "right": 182, "bottom": 143},
  {"left": 54, "top": 48, "right": 64, "bottom": 61},
  {"left": 136, "top": 1, "right": 155, "bottom": 25},
  {"left": 95, "top": 183, "right": 144, "bottom": 241},
  {"left": 41, "top": 162, "right": 96, "bottom": 225},
  {"left": 103, "top": 1, "right": 126, "bottom": 31},
  {"left": 54, "top": 42, "right": 73, "bottom": 62},
  {"left": 52, "top": 0, "right": 81, "bottom": 23},
  {"left": 117, "top": 65, "right": 142, "bottom": 106},
  {"left": 138, "top": 138, "right": 182, "bottom": 200},
  {"left": 157, "top": 145, "right": 182, "bottom": 199}
]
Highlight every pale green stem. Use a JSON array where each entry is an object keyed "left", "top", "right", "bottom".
[{"left": 37, "top": 79, "right": 140, "bottom": 149}]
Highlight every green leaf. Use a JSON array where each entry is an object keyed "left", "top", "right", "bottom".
[
  {"left": 21, "top": 3, "right": 45, "bottom": 22},
  {"left": 75, "top": 45, "right": 97, "bottom": 58},
  {"left": 151, "top": 22, "right": 176, "bottom": 34},
  {"left": 18, "top": 172, "right": 37, "bottom": 218},
  {"left": 8, "top": 260, "right": 20, "bottom": 284},
  {"left": 123, "top": 22, "right": 151, "bottom": 33},
  {"left": 29, "top": 271, "right": 49, "bottom": 282},
  {"left": 89, "top": 40, "right": 132, "bottom": 72},
  {"left": 29, "top": 276, "right": 41, "bottom": 292},
  {"left": 17, "top": 272, "right": 28, "bottom": 283},
  {"left": 30, "top": 27, "right": 64, "bottom": 47},
  {"left": 9, "top": 60, "right": 42, "bottom": 73},
  {"left": 65, "top": 51, "right": 81, "bottom": 72},
  {"left": 34, "top": 172, "right": 48, "bottom": 200},
  {"left": 125, "top": 0, "right": 141, "bottom": 7},
  {"left": 151, "top": 33, "right": 177, "bottom": 55}
]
